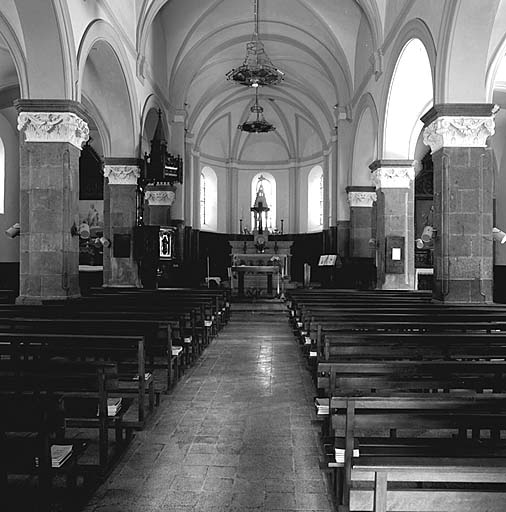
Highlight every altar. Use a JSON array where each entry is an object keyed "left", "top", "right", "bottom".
[
  {"left": 229, "top": 240, "right": 292, "bottom": 297},
  {"left": 231, "top": 265, "right": 281, "bottom": 297}
]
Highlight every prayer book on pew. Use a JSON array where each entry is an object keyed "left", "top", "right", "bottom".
[
  {"left": 335, "top": 447, "right": 359, "bottom": 463},
  {"left": 314, "top": 397, "right": 329, "bottom": 415},
  {"left": 97, "top": 397, "right": 123, "bottom": 417},
  {"left": 132, "top": 372, "right": 152, "bottom": 381},
  {"left": 51, "top": 444, "right": 73, "bottom": 468}
]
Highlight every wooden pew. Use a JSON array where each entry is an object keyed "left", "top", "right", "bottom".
[
  {"left": 0, "top": 313, "right": 175, "bottom": 392},
  {"left": 329, "top": 394, "right": 506, "bottom": 512},
  {"left": 0, "top": 394, "right": 80, "bottom": 512},
  {"left": 0, "top": 332, "right": 155, "bottom": 428},
  {"left": 0, "top": 359, "right": 131, "bottom": 476}
]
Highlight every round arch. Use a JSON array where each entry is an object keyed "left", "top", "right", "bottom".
[
  {"left": 437, "top": 0, "right": 500, "bottom": 103},
  {"left": 13, "top": 0, "right": 76, "bottom": 99},
  {"left": 350, "top": 93, "right": 378, "bottom": 185},
  {"left": 0, "top": 11, "right": 28, "bottom": 98},
  {"left": 381, "top": 20, "right": 435, "bottom": 159},
  {"left": 78, "top": 20, "right": 139, "bottom": 157}
]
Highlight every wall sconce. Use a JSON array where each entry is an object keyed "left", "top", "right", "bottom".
[
  {"left": 99, "top": 236, "right": 111, "bottom": 248},
  {"left": 421, "top": 225, "right": 435, "bottom": 243},
  {"left": 5, "top": 222, "right": 20, "bottom": 238},
  {"left": 493, "top": 227, "right": 506, "bottom": 244},
  {"left": 368, "top": 238, "right": 378, "bottom": 248}
]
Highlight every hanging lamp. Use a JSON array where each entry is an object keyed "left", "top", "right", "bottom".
[
  {"left": 226, "top": 0, "right": 284, "bottom": 88},
  {"left": 238, "top": 88, "right": 276, "bottom": 133}
]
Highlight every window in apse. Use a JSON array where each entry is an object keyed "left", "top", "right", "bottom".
[
  {"left": 251, "top": 173, "right": 276, "bottom": 230},
  {"left": 0, "top": 138, "right": 4, "bottom": 214}
]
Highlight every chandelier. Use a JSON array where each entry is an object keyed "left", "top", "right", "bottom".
[
  {"left": 238, "top": 88, "right": 276, "bottom": 133},
  {"left": 226, "top": 0, "right": 284, "bottom": 88}
]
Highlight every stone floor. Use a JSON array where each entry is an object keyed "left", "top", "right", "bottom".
[{"left": 83, "top": 300, "right": 334, "bottom": 512}]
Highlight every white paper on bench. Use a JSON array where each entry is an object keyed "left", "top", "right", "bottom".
[
  {"left": 51, "top": 444, "right": 73, "bottom": 468},
  {"left": 335, "top": 447, "right": 359, "bottom": 463},
  {"left": 314, "top": 397, "right": 329, "bottom": 415},
  {"left": 132, "top": 372, "right": 152, "bottom": 381},
  {"left": 309, "top": 351, "right": 317, "bottom": 357},
  {"left": 304, "top": 336, "right": 311, "bottom": 345},
  {"left": 172, "top": 346, "right": 183, "bottom": 355},
  {"left": 184, "top": 336, "right": 192, "bottom": 343},
  {"left": 204, "top": 320, "right": 213, "bottom": 327}
]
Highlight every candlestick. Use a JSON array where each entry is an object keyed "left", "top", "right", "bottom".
[
  {"left": 280, "top": 219, "right": 284, "bottom": 234},
  {"left": 239, "top": 219, "right": 243, "bottom": 234}
]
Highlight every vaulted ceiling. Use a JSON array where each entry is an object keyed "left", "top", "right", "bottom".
[{"left": 148, "top": 0, "right": 377, "bottom": 163}]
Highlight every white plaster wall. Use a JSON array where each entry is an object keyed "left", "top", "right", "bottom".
[{"left": 0, "top": 109, "right": 19, "bottom": 262}]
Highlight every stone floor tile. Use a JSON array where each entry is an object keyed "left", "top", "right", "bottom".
[{"left": 79, "top": 303, "right": 332, "bottom": 512}]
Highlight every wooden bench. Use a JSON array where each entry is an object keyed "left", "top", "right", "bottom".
[
  {"left": 0, "top": 359, "right": 131, "bottom": 476},
  {"left": 0, "top": 313, "right": 176, "bottom": 392},
  {"left": 0, "top": 332, "right": 155, "bottom": 428},
  {"left": 0, "top": 394, "right": 88, "bottom": 512},
  {"left": 329, "top": 394, "right": 506, "bottom": 512}
]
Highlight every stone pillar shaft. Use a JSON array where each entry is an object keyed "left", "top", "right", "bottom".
[
  {"left": 103, "top": 160, "right": 141, "bottom": 288},
  {"left": 422, "top": 105, "right": 497, "bottom": 303},
  {"left": 370, "top": 161, "right": 415, "bottom": 290},
  {"left": 15, "top": 101, "right": 89, "bottom": 302},
  {"left": 346, "top": 186, "right": 376, "bottom": 258}
]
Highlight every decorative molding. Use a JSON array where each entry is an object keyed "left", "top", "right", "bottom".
[
  {"left": 372, "top": 167, "right": 414, "bottom": 189},
  {"left": 104, "top": 165, "right": 140, "bottom": 185},
  {"left": 17, "top": 112, "right": 89, "bottom": 149},
  {"left": 144, "top": 190, "right": 176, "bottom": 206},
  {"left": 348, "top": 191, "right": 377, "bottom": 207},
  {"left": 423, "top": 116, "right": 496, "bottom": 152}
]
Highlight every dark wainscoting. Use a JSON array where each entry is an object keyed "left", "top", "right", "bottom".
[
  {"left": 0, "top": 262, "right": 19, "bottom": 294},
  {"left": 494, "top": 266, "right": 506, "bottom": 303}
]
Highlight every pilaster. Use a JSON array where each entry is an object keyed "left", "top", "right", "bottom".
[
  {"left": 15, "top": 100, "right": 89, "bottom": 303},
  {"left": 422, "top": 104, "right": 497, "bottom": 303},
  {"left": 370, "top": 160, "right": 415, "bottom": 290}
]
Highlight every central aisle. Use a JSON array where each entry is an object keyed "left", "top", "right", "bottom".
[{"left": 85, "top": 301, "right": 333, "bottom": 512}]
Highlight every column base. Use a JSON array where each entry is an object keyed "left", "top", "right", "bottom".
[
  {"left": 16, "top": 293, "right": 81, "bottom": 305},
  {"left": 433, "top": 278, "right": 493, "bottom": 304},
  {"left": 379, "top": 274, "right": 415, "bottom": 290}
]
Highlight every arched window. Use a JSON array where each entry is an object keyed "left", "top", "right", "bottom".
[
  {"left": 0, "top": 137, "right": 4, "bottom": 215},
  {"left": 384, "top": 38, "right": 433, "bottom": 159},
  {"left": 308, "top": 165, "right": 323, "bottom": 231},
  {"left": 200, "top": 172, "right": 206, "bottom": 226},
  {"left": 200, "top": 166, "right": 217, "bottom": 231},
  {"left": 251, "top": 172, "right": 276, "bottom": 231}
]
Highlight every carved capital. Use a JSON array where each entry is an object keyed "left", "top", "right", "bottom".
[
  {"left": 104, "top": 165, "right": 140, "bottom": 185},
  {"left": 347, "top": 191, "right": 377, "bottom": 207},
  {"left": 145, "top": 190, "right": 176, "bottom": 206},
  {"left": 423, "top": 116, "right": 495, "bottom": 153},
  {"left": 372, "top": 167, "right": 414, "bottom": 189},
  {"left": 17, "top": 112, "right": 89, "bottom": 149}
]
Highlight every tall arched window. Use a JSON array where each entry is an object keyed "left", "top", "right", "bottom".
[
  {"left": 251, "top": 172, "right": 276, "bottom": 231},
  {"left": 308, "top": 165, "right": 323, "bottom": 231},
  {"left": 0, "top": 137, "right": 4, "bottom": 215},
  {"left": 200, "top": 172, "right": 206, "bottom": 226},
  {"left": 200, "top": 166, "right": 218, "bottom": 231},
  {"left": 384, "top": 38, "right": 433, "bottom": 159}
]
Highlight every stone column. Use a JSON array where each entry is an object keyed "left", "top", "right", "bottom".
[
  {"left": 144, "top": 187, "right": 176, "bottom": 225},
  {"left": 346, "top": 186, "right": 377, "bottom": 258},
  {"left": 103, "top": 160, "right": 141, "bottom": 288},
  {"left": 370, "top": 160, "right": 415, "bottom": 290},
  {"left": 422, "top": 104, "right": 497, "bottom": 303},
  {"left": 16, "top": 100, "right": 89, "bottom": 303}
]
